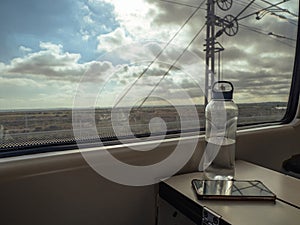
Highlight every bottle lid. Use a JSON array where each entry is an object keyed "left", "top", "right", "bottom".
[{"left": 212, "top": 81, "right": 234, "bottom": 100}]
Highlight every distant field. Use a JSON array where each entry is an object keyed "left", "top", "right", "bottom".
[{"left": 0, "top": 102, "right": 287, "bottom": 149}]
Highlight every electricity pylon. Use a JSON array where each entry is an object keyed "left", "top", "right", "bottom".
[
  {"left": 204, "top": 0, "right": 238, "bottom": 104},
  {"left": 204, "top": 0, "right": 288, "bottom": 104}
]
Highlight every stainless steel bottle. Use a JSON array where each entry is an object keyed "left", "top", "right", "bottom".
[{"left": 204, "top": 81, "right": 238, "bottom": 180}]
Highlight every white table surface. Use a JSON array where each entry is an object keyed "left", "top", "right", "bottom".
[{"left": 161, "top": 160, "right": 300, "bottom": 225}]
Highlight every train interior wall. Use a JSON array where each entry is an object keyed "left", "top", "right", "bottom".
[{"left": 0, "top": 112, "right": 299, "bottom": 225}]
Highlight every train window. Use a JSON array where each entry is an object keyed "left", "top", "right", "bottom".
[{"left": 0, "top": 0, "right": 299, "bottom": 156}]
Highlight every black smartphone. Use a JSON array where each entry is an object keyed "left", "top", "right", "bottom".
[{"left": 191, "top": 179, "right": 276, "bottom": 202}]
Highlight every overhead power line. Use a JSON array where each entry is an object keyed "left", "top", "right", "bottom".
[
  {"left": 252, "top": 0, "right": 266, "bottom": 9},
  {"left": 270, "top": 12, "right": 298, "bottom": 26},
  {"left": 240, "top": 23, "right": 296, "bottom": 48},
  {"left": 138, "top": 23, "right": 207, "bottom": 108},
  {"left": 112, "top": 0, "right": 206, "bottom": 109},
  {"left": 239, "top": 0, "right": 267, "bottom": 10},
  {"left": 236, "top": 0, "right": 263, "bottom": 11},
  {"left": 237, "top": 0, "right": 287, "bottom": 21},
  {"left": 268, "top": 32, "right": 297, "bottom": 41},
  {"left": 159, "top": 0, "right": 199, "bottom": 8},
  {"left": 113, "top": 0, "right": 297, "bottom": 108},
  {"left": 239, "top": 23, "right": 269, "bottom": 36},
  {"left": 259, "top": 0, "right": 298, "bottom": 17}
]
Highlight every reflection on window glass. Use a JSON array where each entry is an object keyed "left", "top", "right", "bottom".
[{"left": 0, "top": 0, "right": 298, "bottom": 151}]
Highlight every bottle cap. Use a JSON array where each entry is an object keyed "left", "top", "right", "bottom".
[{"left": 212, "top": 81, "right": 234, "bottom": 100}]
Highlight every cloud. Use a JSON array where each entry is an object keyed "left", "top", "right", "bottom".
[
  {"left": 144, "top": 0, "right": 202, "bottom": 25},
  {"left": 97, "top": 27, "right": 133, "bottom": 52},
  {"left": 83, "top": 60, "right": 115, "bottom": 83},
  {"left": 77, "top": 0, "right": 119, "bottom": 41},
  {"left": 19, "top": 46, "right": 32, "bottom": 53},
  {"left": 221, "top": 68, "right": 292, "bottom": 103},
  {"left": 3, "top": 42, "right": 85, "bottom": 81},
  {"left": 0, "top": 75, "right": 78, "bottom": 109},
  {"left": 100, "top": 0, "right": 295, "bottom": 105},
  {"left": 1, "top": 41, "right": 115, "bottom": 84},
  {"left": 0, "top": 0, "right": 298, "bottom": 109},
  {"left": 101, "top": 0, "right": 194, "bottom": 47}
]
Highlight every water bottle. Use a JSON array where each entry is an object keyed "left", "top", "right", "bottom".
[{"left": 204, "top": 81, "right": 238, "bottom": 180}]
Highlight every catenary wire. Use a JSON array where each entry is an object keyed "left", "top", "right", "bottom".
[
  {"left": 236, "top": 0, "right": 263, "bottom": 11},
  {"left": 159, "top": 0, "right": 199, "bottom": 8},
  {"left": 137, "top": 23, "right": 207, "bottom": 108},
  {"left": 112, "top": 0, "right": 206, "bottom": 109},
  {"left": 114, "top": 0, "right": 296, "bottom": 108},
  {"left": 240, "top": 23, "right": 296, "bottom": 48},
  {"left": 259, "top": 0, "right": 298, "bottom": 17}
]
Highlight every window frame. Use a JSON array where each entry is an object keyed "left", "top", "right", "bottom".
[{"left": 0, "top": 1, "right": 300, "bottom": 158}]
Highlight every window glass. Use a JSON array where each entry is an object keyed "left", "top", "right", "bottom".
[{"left": 0, "top": 0, "right": 298, "bottom": 152}]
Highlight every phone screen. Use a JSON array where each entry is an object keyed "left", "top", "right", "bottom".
[{"left": 192, "top": 179, "right": 276, "bottom": 201}]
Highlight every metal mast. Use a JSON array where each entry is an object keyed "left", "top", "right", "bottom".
[
  {"left": 204, "top": 0, "right": 232, "bottom": 105},
  {"left": 205, "top": 0, "right": 216, "bottom": 105},
  {"left": 204, "top": 0, "right": 289, "bottom": 105}
]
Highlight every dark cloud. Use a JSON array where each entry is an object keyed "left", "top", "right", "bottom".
[
  {"left": 222, "top": 68, "right": 292, "bottom": 101},
  {"left": 145, "top": 0, "right": 200, "bottom": 25},
  {"left": 0, "top": 0, "right": 297, "bottom": 108}
]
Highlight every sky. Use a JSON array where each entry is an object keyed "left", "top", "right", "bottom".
[{"left": 0, "top": 0, "right": 298, "bottom": 109}]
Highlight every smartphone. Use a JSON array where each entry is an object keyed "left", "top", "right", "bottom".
[{"left": 191, "top": 179, "right": 276, "bottom": 202}]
